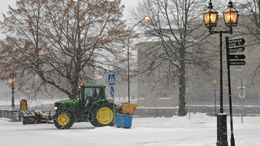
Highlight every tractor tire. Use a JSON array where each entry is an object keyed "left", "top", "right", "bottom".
[
  {"left": 53, "top": 110, "right": 74, "bottom": 129},
  {"left": 89, "top": 102, "right": 115, "bottom": 127}
]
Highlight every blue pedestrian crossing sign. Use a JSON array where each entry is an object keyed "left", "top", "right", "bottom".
[
  {"left": 108, "top": 73, "right": 116, "bottom": 85},
  {"left": 110, "top": 86, "right": 114, "bottom": 97}
]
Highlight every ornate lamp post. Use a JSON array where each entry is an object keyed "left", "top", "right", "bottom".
[
  {"left": 8, "top": 73, "right": 16, "bottom": 109},
  {"left": 203, "top": 0, "right": 239, "bottom": 146},
  {"left": 127, "top": 16, "right": 150, "bottom": 103}
]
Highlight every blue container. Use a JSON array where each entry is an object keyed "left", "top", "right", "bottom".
[{"left": 115, "top": 113, "right": 132, "bottom": 128}]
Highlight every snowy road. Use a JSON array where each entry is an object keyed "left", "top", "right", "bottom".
[{"left": 0, "top": 114, "right": 260, "bottom": 146}]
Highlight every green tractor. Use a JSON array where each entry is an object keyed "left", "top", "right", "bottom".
[{"left": 53, "top": 84, "right": 116, "bottom": 129}]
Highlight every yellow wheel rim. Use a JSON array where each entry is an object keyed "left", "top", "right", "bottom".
[
  {"left": 57, "top": 113, "right": 70, "bottom": 126},
  {"left": 96, "top": 107, "right": 113, "bottom": 125}
]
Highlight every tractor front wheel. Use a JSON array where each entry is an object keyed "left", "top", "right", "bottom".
[
  {"left": 53, "top": 110, "right": 74, "bottom": 129},
  {"left": 90, "top": 102, "right": 114, "bottom": 127}
]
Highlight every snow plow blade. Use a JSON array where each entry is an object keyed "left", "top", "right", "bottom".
[
  {"left": 22, "top": 110, "right": 52, "bottom": 125},
  {"left": 119, "top": 103, "right": 137, "bottom": 115}
]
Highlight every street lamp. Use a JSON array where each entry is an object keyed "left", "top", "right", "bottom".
[
  {"left": 203, "top": 0, "right": 239, "bottom": 146},
  {"left": 203, "top": 2, "right": 218, "bottom": 30},
  {"left": 8, "top": 73, "right": 16, "bottom": 109},
  {"left": 127, "top": 16, "right": 150, "bottom": 103},
  {"left": 223, "top": 1, "right": 239, "bottom": 28}
]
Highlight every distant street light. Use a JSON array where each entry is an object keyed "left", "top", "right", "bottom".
[
  {"left": 127, "top": 16, "right": 150, "bottom": 103},
  {"left": 203, "top": 0, "right": 239, "bottom": 146},
  {"left": 212, "top": 79, "right": 217, "bottom": 116},
  {"left": 8, "top": 73, "right": 16, "bottom": 109}
]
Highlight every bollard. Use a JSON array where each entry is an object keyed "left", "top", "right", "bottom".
[{"left": 216, "top": 113, "right": 228, "bottom": 146}]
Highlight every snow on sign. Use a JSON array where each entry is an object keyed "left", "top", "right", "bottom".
[{"left": 108, "top": 73, "right": 116, "bottom": 85}]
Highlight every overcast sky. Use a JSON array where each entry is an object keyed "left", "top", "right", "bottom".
[
  {"left": 0, "top": 0, "right": 140, "bottom": 38},
  {"left": 0, "top": 0, "right": 139, "bottom": 19},
  {"left": 0, "top": 0, "right": 16, "bottom": 18}
]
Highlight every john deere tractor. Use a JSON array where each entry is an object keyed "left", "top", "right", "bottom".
[{"left": 53, "top": 84, "right": 116, "bottom": 129}]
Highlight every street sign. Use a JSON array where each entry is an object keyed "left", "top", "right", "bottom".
[
  {"left": 229, "top": 46, "right": 245, "bottom": 53},
  {"left": 228, "top": 38, "right": 245, "bottom": 47},
  {"left": 227, "top": 37, "right": 246, "bottom": 66},
  {"left": 229, "top": 61, "right": 246, "bottom": 66},
  {"left": 229, "top": 54, "right": 245, "bottom": 60},
  {"left": 108, "top": 73, "right": 116, "bottom": 85},
  {"left": 110, "top": 85, "right": 114, "bottom": 97}
]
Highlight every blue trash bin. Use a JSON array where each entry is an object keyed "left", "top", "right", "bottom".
[{"left": 115, "top": 113, "right": 132, "bottom": 128}]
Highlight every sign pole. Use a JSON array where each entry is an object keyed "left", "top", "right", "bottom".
[
  {"left": 108, "top": 73, "right": 116, "bottom": 126},
  {"left": 226, "top": 37, "right": 236, "bottom": 146}
]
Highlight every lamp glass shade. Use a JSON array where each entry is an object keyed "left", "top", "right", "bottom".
[
  {"left": 223, "top": 7, "right": 239, "bottom": 27},
  {"left": 143, "top": 16, "right": 150, "bottom": 21},
  {"left": 203, "top": 8, "right": 218, "bottom": 28}
]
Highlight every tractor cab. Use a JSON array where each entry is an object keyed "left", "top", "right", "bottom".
[{"left": 79, "top": 84, "right": 107, "bottom": 107}]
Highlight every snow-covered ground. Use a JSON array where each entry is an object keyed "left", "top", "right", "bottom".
[{"left": 0, "top": 113, "right": 260, "bottom": 146}]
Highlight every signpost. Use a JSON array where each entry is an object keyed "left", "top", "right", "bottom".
[
  {"left": 108, "top": 73, "right": 116, "bottom": 86},
  {"left": 110, "top": 86, "right": 114, "bottom": 97},
  {"left": 228, "top": 37, "right": 245, "bottom": 47},
  {"left": 229, "top": 61, "right": 246, "bottom": 66},
  {"left": 226, "top": 37, "right": 246, "bottom": 146},
  {"left": 227, "top": 37, "right": 246, "bottom": 66},
  {"left": 229, "top": 54, "right": 245, "bottom": 60},
  {"left": 108, "top": 73, "right": 116, "bottom": 125},
  {"left": 228, "top": 46, "right": 245, "bottom": 53}
]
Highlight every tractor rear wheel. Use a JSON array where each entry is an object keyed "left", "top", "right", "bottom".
[
  {"left": 90, "top": 102, "right": 114, "bottom": 127},
  {"left": 53, "top": 110, "right": 74, "bottom": 129}
]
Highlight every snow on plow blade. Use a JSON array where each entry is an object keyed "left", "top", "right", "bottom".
[{"left": 22, "top": 110, "right": 52, "bottom": 125}]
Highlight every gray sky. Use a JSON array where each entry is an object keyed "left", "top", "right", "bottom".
[
  {"left": 0, "top": 0, "right": 16, "bottom": 18},
  {"left": 121, "top": 0, "right": 140, "bottom": 18},
  {"left": 0, "top": 0, "right": 139, "bottom": 18},
  {"left": 0, "top": 0, "right": 140, "bottom": 37}
]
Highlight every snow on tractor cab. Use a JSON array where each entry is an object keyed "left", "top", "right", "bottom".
[{"left": 53, "top": 83, "right": 137, "bottom": 129}]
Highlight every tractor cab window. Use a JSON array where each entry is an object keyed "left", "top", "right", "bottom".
[{"left": 84, "top": 88, "right": 100, "bottom": 99}]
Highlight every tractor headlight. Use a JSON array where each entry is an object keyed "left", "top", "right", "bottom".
[{"left": 54, "top": 106, "right": 58, "bottom": 110}]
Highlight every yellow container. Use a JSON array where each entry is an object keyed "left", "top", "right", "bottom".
[{"left": 121, "top": 103, "right": 137, "bottom": 115}]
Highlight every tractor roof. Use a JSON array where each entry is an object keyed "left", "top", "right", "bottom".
[{"left": 85, "top": 84, "right": 107, "bottom": 88}]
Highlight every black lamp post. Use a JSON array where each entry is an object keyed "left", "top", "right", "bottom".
[
  {"left": 127, "top": 16, "right": 150, "bottom": 103},
  {"left": 9, "top": 73, "right": 16, "bottom": 109},
  {"left": 203, "top": 0, "right": 239, "bottom": 146}
]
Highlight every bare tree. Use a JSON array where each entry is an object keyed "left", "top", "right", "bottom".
[
  {"left": 134, "top": 0, "right": 212, "bottom": 116},
  {"left": 238, "top": 0, "right": 260, "bottom": 80},
  {"left": 0, "top": 0, "right": 129, "bottom": 99},
  {"left": 238, "top": 0, "right": 260, "bottom": 44}
]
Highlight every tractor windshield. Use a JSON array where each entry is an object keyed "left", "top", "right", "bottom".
[{"left": 84, "top": 87, "right": 104, "bottom": 99}]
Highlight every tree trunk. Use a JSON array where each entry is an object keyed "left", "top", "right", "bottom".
[
  {"left": 70, "top": 85, "right": 79, "bottom": 99},
  {"left": 178, "top": 54, "right": 187, "bottom": 116}
]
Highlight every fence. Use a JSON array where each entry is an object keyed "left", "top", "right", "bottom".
[
  {"left": 0, "top": 109, "right": 20, "bottom": 121},
  {"left": 1, "top": 105, "right": 260, "bottom": 121}
]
